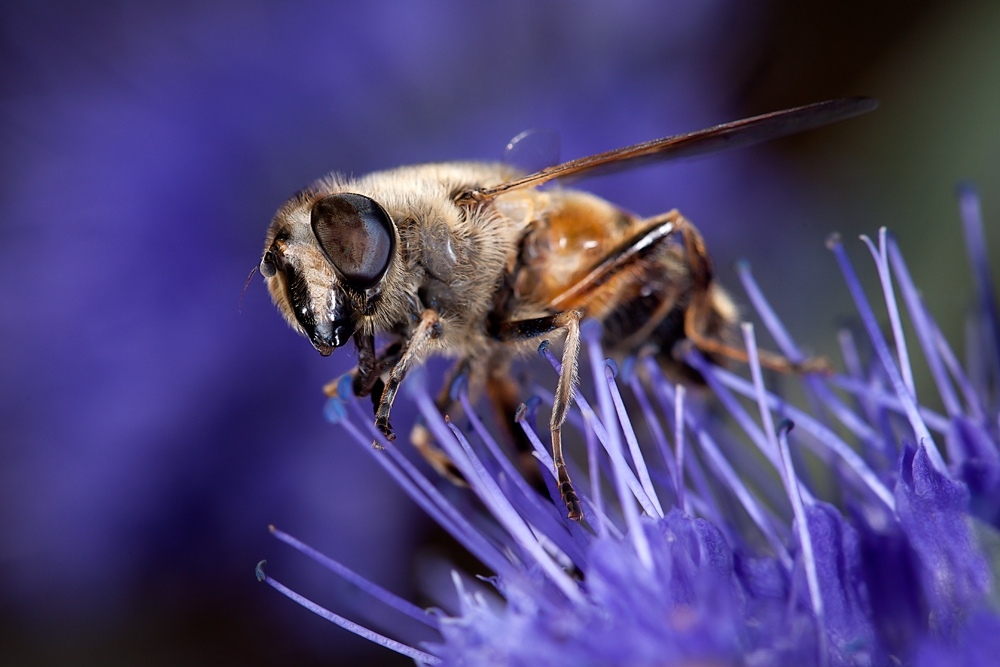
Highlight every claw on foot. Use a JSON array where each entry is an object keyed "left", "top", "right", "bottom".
[
  {"left": 556, "top": 470, "right": 583, "bottom": 522},
  {"left": 561, "top": 483, "right": 583, "bottom": 522},
  {"left": 375, "top": 415, "right": 396, "bottom": 442}
]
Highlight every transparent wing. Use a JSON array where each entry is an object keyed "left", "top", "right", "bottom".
[
  {"left": 463, "top": 97, "right": 877, "bottom": 202},
  {"left": 499, "top": 128, "right": 562, "bottom": 182}
]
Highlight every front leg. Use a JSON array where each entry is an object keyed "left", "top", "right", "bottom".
[
  {"left": 374, "top": 310, "right": 443, "bottom": 441},
  {"left": 351, "top": 332, "right": 381, "bottom": 398},
  {"left": 322, "top": 335, "right": 402, "bottom": 401}
]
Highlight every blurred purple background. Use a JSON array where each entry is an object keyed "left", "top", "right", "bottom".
[{"left": 2, "top": 1, "right": 998, "bottom": 664}]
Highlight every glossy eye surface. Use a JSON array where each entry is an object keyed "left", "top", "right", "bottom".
[{"left": 310, "top": 193, "right": 395, "bottom": 290}]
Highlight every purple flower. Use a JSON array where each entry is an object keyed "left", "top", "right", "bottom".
[{"left": 257, "top": 185, "right": 1000, "bottom": 665}]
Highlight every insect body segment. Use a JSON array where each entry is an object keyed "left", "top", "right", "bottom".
[{"left": 262, "top": 99, "right": 876, "bottom": 520}]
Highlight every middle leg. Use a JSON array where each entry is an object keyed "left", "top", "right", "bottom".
[
  {"left": 493, "top": 215, "right": 684, "bottom": 520},
  {"left": 496, "top": 310, "right": 584, "bottom": 520},
  {"left": 408, "top": 356, "right": 472, "bottom": 485}
]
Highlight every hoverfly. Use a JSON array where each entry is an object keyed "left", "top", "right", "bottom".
[{"left": 260, "top": 97, "right": 877, "bottom": 520}]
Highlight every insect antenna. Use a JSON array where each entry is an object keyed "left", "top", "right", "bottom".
[{"left": 239, "top": 264, "right": 260, "bottom": 313}]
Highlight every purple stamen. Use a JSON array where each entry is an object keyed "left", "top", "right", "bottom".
[
  {"left": 528, "top": 381, "right": 645, "bottom": 523},
  {"left": 447, "top": 411, "right": 588, "bottom": 568},
  {"left": 412, "top": 390, "right": 585, "bottom": 603},
  {"left": 256, "top": 562, "right": 443, "bottom": 665},
  {"left": 641, "top": 357, "right": 733, "bottom": 531},
  {"left": 967, "top": 313, "right": 994, "bottom": 411},
  {"left": 674, "top": 383, "right": 687, "bottom": 515},
  {"left": 734, "top": 259, "right": 806, "bottom": 363},
  {"left": 627, "top": 370, "right": 680, "bottom": 500},
  {"left": 605, "top": 358, "right": 665, "bottom": 517},
  {"left": 695, "top": 422, "right": 794, "bottom": 569},
  {"left": 742, "top": 323, "right": 790, "bottom": 491},
  {"left": 838, "top": 328, "right": 865, "bottom": 381},
  {"left": 828, "top": 374, "right": 951, "bottom": 435},
  {"left": 862, "top": 229, "right": 916, "bottom": 400},
  {"left": 737, "top": 258, "right": 892, "bottom": 460},
  {"left": 517, "top": 402, "right": 613, "bottom": 531},
  {"left": 455, "top": 386, "right": 590, "bottom": 562},
  {"left": 929, "top": 312, "right": 988, "bottom": 424},
  {"left": 732, "top": 260, "right": 837, "bottom": 443},
  {"left": 538, "top": 342, "right": 660, "bottom": 516},
  {"left": 827, "top": 235, "right": 947, "bottom": 473},
  {"left": 958, "top": 183, "right": 1000, "bottom": 383},
  {"left": 808, "top": 381, "right": 885, "bottom": 455},
  {"left": 341, "top": 405, "right": 520, "bottom": 583},
  {"left": 581, "top": 319, "right": 654, "bottom": 570},
  {"left": 519, "top": 410, "right": 556, "bottom": 482},
  {"left": 836, "top": 328, "right": 898, "bottom": 465},
  {"left": 706, "top": 364, "right": 895, "bottom": 511},
  {"left": 775, "top": 424, "right": 828, "bottom": 667},
  {"left": 645, "top": 357, "right": 793, "bottom": 569},
  {"left": 683, "top": 349, "right": 816, "bottom": 506},
  {"left": 524, "top": 421, "right": 586, "bottom": 526},
  {"left": 885, "top": 233, "right": 966, "bottom": 419},
  {"left": 583, "top": 409, "right": 608, "bottom": 538},
  {"left": 269, "top": 526, "right": 440, "bottom": 629},
  {"left": 444, "top": 421, "right": 551, "bottom": 553}
]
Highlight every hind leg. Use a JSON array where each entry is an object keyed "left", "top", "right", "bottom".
[
  {"left": 673, "top": 214, "right": 830, "bottom": 374},
  {"left": 485, "top": 358, "right": 543, "bottom": 475}
]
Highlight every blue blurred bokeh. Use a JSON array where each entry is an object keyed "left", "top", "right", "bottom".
[{"left": 2, "top": 0, "right": 997, "bottom": 664}]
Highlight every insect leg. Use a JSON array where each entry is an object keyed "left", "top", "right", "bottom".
[
  {"left": 549, "top": 311, "right": 583, "bottom": 521},
  {"left": 351, "top": 332, "right": 380, "bottom": 397},
  {"left": 673, "top": 214, "right": 830, "bottom": 374},
  {"left": 496, "top": 310, "right": 584, "bottom": 521},
  {"left": 322, "top": 335, "right": 403, "bottom": 400},
  {"left": 409, "top": 357, "right": 471, "bottom": 485},
  {"left": 374, "top": 310, "right": 443, "bottom": 441},
  {"left": 493, "top": 217, "right": 686, "bottom": 521},
  {"left": 485, "top": 359, "right": 539, "bottom": 470}
]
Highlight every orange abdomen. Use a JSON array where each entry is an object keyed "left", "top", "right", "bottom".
[{"left": 514, "top": 190, "right": 640, "bottom": 314}]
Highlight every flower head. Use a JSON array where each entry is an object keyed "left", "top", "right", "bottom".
[{"left": 259, "top": 185, "right": 1000, "bottom": 666}]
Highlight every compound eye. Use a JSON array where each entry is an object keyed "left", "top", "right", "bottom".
[{"left": 310, "top": 193, "right": 395, "bottom": 290}]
